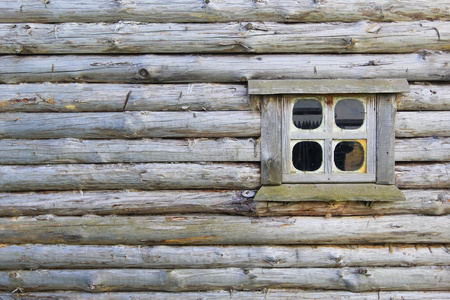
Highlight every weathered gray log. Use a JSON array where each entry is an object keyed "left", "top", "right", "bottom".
[
  {"left": 2, "top": 21, "right": 448, "bottom": 54},
  {"left": 0, "top": 215, "right": 448, "bottom": 245},
  {"left": 0, "top": 190, "right": 257, "bottom": 216},
  {"left": 0, "top": 111, "right": 446, "bottom": 140},
  {"left": 0, "top": 267, "right": 448, "bottom": 292},
  {"left": 2, "top": 137, "right": 447, "bottom": 165},
  {"left": 1, "top": 53, "right": 448, "bottom": 84},
  {"left": 0, "top": 138, "right": 260, "bottom": 164},
  {"left": 0, "top": 112, "right": 260, "bottom": 139},
  {"left": 1, "top": 0, "right": 449, "bottom": 23},
  {"left": 395, "top": 111, "right": 450, "bottom": 137},
  {"left": 0, "top": 244, "right": 448, "bottom": 270},
  {"left": 0, "top": 189, "right": 448, "bottom": 217},
  {"left": 1, "top": 83, "right": 448, "bottom": 113},
  {"left": 395, "top": 137, "right": 450, "bottom": 161},
  {"left": 396, "top": 163, "right": 450, "bottom": 189},
  {"left": 255, "top": 189, "right": 450, "bottom": 216},
  {"left": 1, "top": 291, "right": 449, "bottom": 300},
  {"left": 0, "top": 163, "right": 260, "bottom": 192},
  {"left": 398, "top": 83, "right": 450, "bottom": 111},
  {"left": 0, "top": 83, "right": 249, "bottom": 112}
]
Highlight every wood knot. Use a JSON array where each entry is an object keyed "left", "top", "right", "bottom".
[{"left": 138, "top": 68, "right": 150, "bottom": 79}]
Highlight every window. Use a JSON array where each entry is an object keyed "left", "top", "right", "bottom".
[{"left": 248, "top": 79, "right": 410, "bottom": 202}]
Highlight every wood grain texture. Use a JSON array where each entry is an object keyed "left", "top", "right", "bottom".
[
  {"left": 0, "top": 163, "right": 261, "bottom": 192},
  {"left": 0, "top": 215, "right": 448, "bottom": 245},
  {"left": 0, "top": 111, "right": 260, "bottom": 139},
  {"left": 0, "top": 53, "right": 448, "bottom": 84},
  {"left": 0, "top": 83, "right": 249, "bottom": 112},
  {"left": 0, "top": 267, "right": 448, "bottom": 292},
  {"left": 395, "top": 137, "right": 450, "bottom": 161},
  {"left": 1, "top": 0, "right": 449, "bottom": 23},
  {"left": 0, "top": 190, "right": 257, "bottom": 217},
  {"left": 255, "top": 189, "right": 450, "bottom": 216},
  {"left": 0, "top": 244, "right": 448, "bottom": 270},
  {"left": 0, "top": 138, "right": 260, "bottom": 164},
  {"left": 0, "top": 189, "right": 448, "bottom": 217},
  {"left": 397, "top": 83, "right": 450, "bottom": 111},
  {"left": 1, "top": 21, "right": 448, "bottom": 54},
  {"left": 395, "top": 163, "right": 450, "bottom": 189},
  {"left": 377, "top": 94, "right": 396, "bottom": 184},
  {"left": 396, "top": 111, "right": 450, "bottom": 137},
  {"left": 0, "top": 82, "right": 448, "bottom": 113},
  {"left": 1, "top": 291, "right": 449, "bottom": 300}
]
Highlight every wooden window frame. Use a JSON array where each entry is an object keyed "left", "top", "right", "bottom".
[{"left": 249, "top": 79, "right": 410, "bottom": 202}]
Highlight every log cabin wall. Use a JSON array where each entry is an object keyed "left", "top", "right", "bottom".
[{"left": 0, "top": 0, "right": 449, "bottom": 298}]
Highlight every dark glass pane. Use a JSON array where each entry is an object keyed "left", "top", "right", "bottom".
[
  {"left": 334, "top": 141, "right": 365, "bottom": 171},
  {"left": 335, "top": 99, "right": 365, "bottom": 129},
  {"left": 293, "top": 100, "right": 322, "bottom": 129},
  {"left": 292, "top": 141, "right": 322, "bottom": 171}
]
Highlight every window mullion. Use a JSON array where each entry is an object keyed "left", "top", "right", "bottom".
[{"left": 324, "top": 96, "right": 334, "bottom": 175}]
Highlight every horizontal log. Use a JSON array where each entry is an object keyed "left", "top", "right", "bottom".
[
  {"left": 0, "top": 111, "right": 445, "bottom": 140},
  {"left": 1, "top": 189, "right": 448, "bottom": 217},
  {"left": 0, "top": 215, "right": 448, "bottom": 245},
  {"left": 0, "top": 83, "right": 448, "bottom": 113},
  {"left": 0, "top": 137, "right": 445, "bottom": 165},
  {"left": 1, "top": 0, "right": 448, "bottom": 23},
  {"left": 0, "top": 244, "right": 448, "bottom": 270},
  {"left": 396, "top": 163, "right": 450, "bottom": 189},
  {"left": 395, "top": 137, "right": 450, "bottom": 161},
  {"left": 1, "top": 53, "right": 448, "bottom": 84},
  {"left": 396, "top": 112, "right": 450, "bottom": 137},
  {"left": 256, "top": 189, "right": 450, "bottom": 216},
  {"left": 0, "top": 190, "right": 256, "bottom": 217},
  {"left": 0, "top": 291, "right": 449, "bottom": 300},
  {"left": 0, "top": 267, "right": 448, "bottom": 292},
  {"left": 0, "top": 111, "right": 260, "bottom": 139},
  {"left": 0, "top": 83, "right": 250, "bottom": 112},
  {"left": 397, "top": 83, "right": 450, "bottom": 111},
  {"left": 0, "top": 163, "right": 260, "bottom": 192},
  {"left": 0, "top": 138, "right": 260, "bottom": 164},
  {"left": 2, "top": 21, "right": 448, "bottom": 54}
]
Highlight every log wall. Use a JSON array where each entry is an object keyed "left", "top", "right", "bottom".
[{"left": 0, "top": 1, "right": 449, "bottom": 297}]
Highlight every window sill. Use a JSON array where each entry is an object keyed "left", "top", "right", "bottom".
[{"left": 254, "top": 184, "right": 406, "bottom": 202}]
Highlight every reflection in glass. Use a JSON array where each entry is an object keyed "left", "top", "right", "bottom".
[
  {"left": 334, "top": 141, "right": 365, "bottom": 171},
  {"left": 293, "top": 100, "right": 322, "bottom": 129},
  {"left": 335, "top": 99, "right": 365, "bottom": 129},
  {"left": 292, "top": 141, "right": 322, "bottom": 171}
]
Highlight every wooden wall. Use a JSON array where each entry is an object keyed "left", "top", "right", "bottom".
[{"left": 0, "top": 0, "right": 449, "bottom": 298}]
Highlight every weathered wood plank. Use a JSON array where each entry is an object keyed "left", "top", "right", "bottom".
[
  {"left": 1, "top": 291, "right": 449, "bottom": 300},
  {"left": 0, "top": 244, "right": 448, "bottom": 269},
  {"left": 0, "top": 112, "right": 260, "bottom": 139},
  {"left": 0, "top": 53, "right": 448, "bottom": 84},
  {"left": 377, "top": 94, "right": 396, "bottom": 184},
  {"left": 255, "top": 189, "right": 450, "bottom": 216},
  {"left": 396, "top": 111, "right": 450, "bottom": 137},
  {"left": 1, "top": 0, "right": 449, "bottom": 23},
  {"left": 0, "top": 215, "right": 448, "bottom": 245},
  {"left": 0, "top": 83, "right": 249, "bottom": 112},
  {"left": 395, "top": 137, "right": 450, "bottom": 161},
  {"left": 2, "top": 21, "right": 448, "bottom": 54},
  {"left": 0, "top": 267, "right": 448, "bottom": 292},
  {"left": 0, "top": 189, "right": 448, "bottom": 217},
  {"left": 260, "top": 96, "right": 282, "bottom": 185},
  {"left": 397, "top": 83, "right": 450, "bottom": 111},
  {"left": 0, "top": 190, "right": 257, "bottom": 217},
  {"left": 396, "top": 163, "right": 450, "bottom": 189},
  {"left": 0, "top": 163, "right": 260, "bottom": 192},
  {"left": 0, "top": 111, "right": 446, "bottom": 140},
  {"left": 0, "top": 138, "right": 260, "bottom": 164}
]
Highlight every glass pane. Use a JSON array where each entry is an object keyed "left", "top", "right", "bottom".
[
  {"left": 292, "top": 141, "right": 322, "bottom": 171},
  {"left": 334, "top": 141, "right": 365, "bottom": 171},
  {"left": 293, "top": 100, "right": 322, "bottom": 129},
  {"left": 335, "top": 99, "right": 364, "bottom": 129}
]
